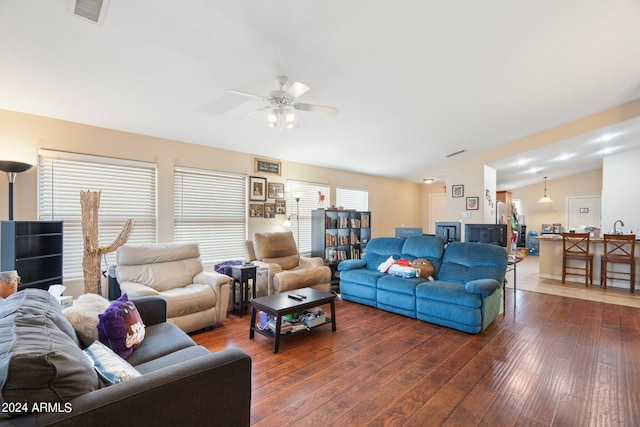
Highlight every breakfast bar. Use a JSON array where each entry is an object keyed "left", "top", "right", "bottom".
[{"left": 537, "top": 235, "right": 639, "bottom": 290}]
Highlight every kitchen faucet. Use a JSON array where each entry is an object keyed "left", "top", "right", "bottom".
[{"left": 613, "top": 219, "right": 624, "bottom": 235}]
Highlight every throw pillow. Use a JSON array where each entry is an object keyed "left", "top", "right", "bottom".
[
  {"left": 83, "top": 340, "right": 141, "bottom": 385},
  {"left": 63, "top": 293, "right": 111, "bottom": 348},
  {"left": 97, "top": 294, "right": 145, "bottom": 359},
  {"left": 377, "top": 256, "right": 395, "bottom": 273},
  {"left": 411, "top": 258, "right": 435, "bottom": 278}
]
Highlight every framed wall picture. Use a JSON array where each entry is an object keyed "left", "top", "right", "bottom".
[
  {"left": 249, "top": 176, "right": 267, "bottom": 201},
  {"left": 254, "top": 157, "right": 281, "bottom": 175},
  {"left": 466, "top": 196, "right": 479, "bottom": 210},
  {"left": 275, "top": 199, "right": 286, "bottom": 214},
  {"left": 249, "top": 203, "right": 264, "bottom": 217},
  {"left": 264, "top": 203, "right": 276, "bottom": 218},
  {"left": 452, "top": 185, "right": 464, "bottom": 198},
  {"left": 268, "top": 182, "right": 285, "bottom": 199}
]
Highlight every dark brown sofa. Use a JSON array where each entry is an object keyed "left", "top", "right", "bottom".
[{"left": 0, "top": 289, "right": 251, "bottom": 426}]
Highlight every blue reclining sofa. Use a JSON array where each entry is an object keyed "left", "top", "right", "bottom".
[{"left": 338, "top": 235, "right": 508, "bottom": 334}]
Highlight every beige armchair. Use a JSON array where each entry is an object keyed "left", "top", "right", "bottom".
[
  {"left": 115, "top": 243, "right": 231, "bottom": 333},
  {"left": 245, "top": 231, "right": 331, "bottom": 296}
]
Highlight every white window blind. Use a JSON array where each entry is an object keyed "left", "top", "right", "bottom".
[
  {"left": 336, "top": 187, "right": 369, "bottom": 211},
  {"left": 38, "top": 150, "right": 157, "bottom": 279},
  {"left": 286, "top": 180, "right": 330, "bottom": 254},
  {"left": 174, "top": 167, "right": 246, "bottom": 264}
]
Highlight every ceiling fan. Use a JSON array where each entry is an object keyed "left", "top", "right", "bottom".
[{"left": 227, "top": 76, "right": 339, "bottom": 129}]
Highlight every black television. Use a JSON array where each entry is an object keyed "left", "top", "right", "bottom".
[
  {"left": 395, "top": 227, "right": 423, "bottom": 238},
  {"left": 435, "top": 221, "right": 461, "bottom": 243},
  {"left": 465, "top": 223, "right": 508, "bottom": 247}
]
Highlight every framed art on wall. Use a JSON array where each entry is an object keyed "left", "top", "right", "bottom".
[
  {"left": 249, "top": 204, "right": 264, "bottom": 217},
  {"left": 264, "top": 203, "right": 276, "bottom": 218},
  {"left": 452, "top": 185, "right": 464, "bottom": 198},
  {"left": 275, "top": 199, "right": 286, "bottom": 214},
  {"left": 466, "top": 196, "right": 479, "bottom": 210},
  {"left": 268, "top": 182, "right": 284, "bottom": 199},
  {"left": 254, "top": 157, "right": 281, "bottom": 175},
  {"left": 249, "top": 176, "right": 267, "bottom": 201}
]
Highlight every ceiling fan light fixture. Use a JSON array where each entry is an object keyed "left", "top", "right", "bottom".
[
  {"left": 267, "top": 109, "right": 279, "bottom": 124},
  {"left": 284, "top": 108, "right": 296, "bottom": 124}
]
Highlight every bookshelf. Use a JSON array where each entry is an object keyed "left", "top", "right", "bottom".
[
  {"left": 311, "top": 209, "right": 371, "bottom": 261},
  {"left": 0, "top": 221, "right": 64, "bottom": 291}
]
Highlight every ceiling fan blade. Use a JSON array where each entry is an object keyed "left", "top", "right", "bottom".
[
  {"left": 294, "top": 102, "right": 339, "bottom": 116},
  {"left": 226, "top": 89, "right": 271, "bottom": 103},
  {"left": 236, "top": 106, "right": 270, "bottom": 119},
  {"left": 285, "top": 82, "right": 310, "bottom": 99}
]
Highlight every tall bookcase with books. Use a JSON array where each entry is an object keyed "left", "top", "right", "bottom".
[{"left": 311, "top": 209, "right": 371, "bottom": 262}]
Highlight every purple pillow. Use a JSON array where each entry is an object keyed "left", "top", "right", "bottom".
[{"left": 97, "top": 294, "right": 145, "bottom": 359}]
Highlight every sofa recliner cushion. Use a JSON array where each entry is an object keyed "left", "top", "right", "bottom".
[
  {"left": 0, "top": 290, "right": 100, "bottom": 415},
  {"left": 253, "top": 232, "right": 298, "bottom": 259},
  {"left": 159, "top": 284, "right": 216, "bottom": 318},
  {"left": 117, "top": 258, "right": 204, "bottom": 292},
  {"left": 415, "top": 281, "right": 482, "bottom": 309},
  {"left": 263, "top": 254, "right": 300, "bottom": 270}
]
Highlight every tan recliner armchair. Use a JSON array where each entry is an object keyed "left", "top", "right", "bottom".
[
  {"left": 245, "top": 231, "right": 331, "bottom": 296},
  {"left": 115, "top": 243, "right": 231, "bottom": 333}
]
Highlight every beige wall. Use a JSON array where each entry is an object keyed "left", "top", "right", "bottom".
[
  {"left": 510, "top": 169, "right": 603, "bottom": 236},
  {"left": 0, "top": 109, "right": 423, "bottom": 241}
]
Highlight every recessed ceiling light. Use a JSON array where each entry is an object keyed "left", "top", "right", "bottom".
[
  {"left": 554, "top": 153, "right": 575, "bottom": 161},
  {"left": 594, "top": 132, "right": 620, "bottom": 143},
  {"left": 596, "top": 146, "right": 619, "bottom": 156},
  {"left": 422, "top": 178, "right": 435, "bottom": 184}
]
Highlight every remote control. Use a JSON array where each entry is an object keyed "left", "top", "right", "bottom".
[
  {"left": 292, "top": 293, "right": 307, "bottom": 299},
  {"left": 288, "top": 294, "right": 303, "bottom": 301}
]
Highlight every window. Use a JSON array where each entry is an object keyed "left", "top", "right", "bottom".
[
  {"left": 286, "top": 180, "right": 330, "bottom": 254},
  {"left": 38, "top": 150, "right": 157, "bottom": 279},
  {"left": 336, "top": 187, "right": 368, "bottom": 211},
  {"left": 174, "top": 167, "right": 246, "bottom": 264}
]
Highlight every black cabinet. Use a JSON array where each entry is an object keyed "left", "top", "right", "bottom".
[{"left": 1, "top": 221, "right": 63, "bottom": 291}]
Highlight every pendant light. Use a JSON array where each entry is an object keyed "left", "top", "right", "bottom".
[{"left": 538, "top": 176, "right": 553, "bottom": 203}]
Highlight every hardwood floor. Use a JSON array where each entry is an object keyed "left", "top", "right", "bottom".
[{"left": 192, "top": 289, "right": 640, "bottom": 426}]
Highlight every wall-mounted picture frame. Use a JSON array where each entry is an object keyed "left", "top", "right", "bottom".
[
  {"left": 268, "top": 182, "right": 285, "bottom": 199},
  {"left": 249, "top": 176, "right": 267, "bottom": 201},
  {"left": 275, "top": 199, "right": 286, "bottom": 214},
  {"left": 466, "top": 196, "right": 479, "bottom": 210},
  {"left": 254, "top": 157, "right": 281, "bottom": 175},
  {"left": 264, "top": 203, "right": 276, "bottom": 218},
  {"left": 249, "top": 203, "right": 264, "bottom": 217},
  {"left": 452, "top": 184, "right": 464, "bottom": 198}
]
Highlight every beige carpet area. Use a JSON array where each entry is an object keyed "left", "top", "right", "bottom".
[{"left": 504, "top": 255, "right": 640, "bottom": 308}]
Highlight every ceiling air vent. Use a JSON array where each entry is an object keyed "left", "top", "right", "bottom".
[{"left": 74, "top": 0, "right": 109, "bottom": 25}]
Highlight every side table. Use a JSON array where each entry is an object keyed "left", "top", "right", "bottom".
[
  {"left": 325, "top": 261, "right": 340, "bottom": 293},
  {"left": 230, "top": 264, "right": 257, "bottom": 318}
]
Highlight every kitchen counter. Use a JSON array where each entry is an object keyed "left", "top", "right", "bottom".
[{"left": 536, "top": 235, "right": 639, "bottom": 289}]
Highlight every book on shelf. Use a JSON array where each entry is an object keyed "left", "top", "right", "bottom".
[{"left": 361, "top": 214, "right": 370, "bottom": 228}]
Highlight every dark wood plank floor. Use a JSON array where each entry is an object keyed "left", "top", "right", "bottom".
[{"left": 192, "top": 289, "right": 640, "bottom": 426}]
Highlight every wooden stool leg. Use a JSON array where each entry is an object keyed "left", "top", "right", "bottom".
[
  {"left": 562, "top": 256, "right": 566, "bottom": 284},
  {"left": 631, "top": 262, "right": 636, "bottom": 293}
]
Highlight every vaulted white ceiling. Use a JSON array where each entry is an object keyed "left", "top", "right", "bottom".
[{"left": 1, "top": 1, "right": 639, "bottom": 187}]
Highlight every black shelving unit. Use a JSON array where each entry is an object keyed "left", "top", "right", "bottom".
[
  {"left": 311, "top": 209, "right": 371, "bottom": 261},
  {"left": 1, "top": 221, "right": 63, "bottom": 291}
]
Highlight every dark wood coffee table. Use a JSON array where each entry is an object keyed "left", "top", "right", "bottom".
[{"left": 249, "top": 287, "right": 336, "bottom": 353}]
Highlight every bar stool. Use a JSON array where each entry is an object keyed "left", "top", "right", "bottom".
[
  {"left": 601, "top": 234, "right": 636, "bottom": 292},
  {"left": 562, "top": 233, "right": 593, "bottom": 287}
]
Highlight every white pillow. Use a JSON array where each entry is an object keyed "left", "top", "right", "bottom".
[
  {"left": 83, "top": 341, "right": 141, "bottom": 385},
  {"left": 377, "top": 256, "right": 396, "bottom": 273},
  {"left": 63, "top": 294, "right": 111, "bottom": 347}
]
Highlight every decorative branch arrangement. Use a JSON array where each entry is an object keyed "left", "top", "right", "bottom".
[{"left": 80, "top": 190, "right": 134, "bottom": 294}]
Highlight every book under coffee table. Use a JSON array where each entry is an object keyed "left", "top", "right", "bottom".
[{"left": 249, "top": 287, "right": 336, "bottom": 353}]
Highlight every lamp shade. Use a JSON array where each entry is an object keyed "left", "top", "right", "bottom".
[{"left": 0, "top": 161, "right": 32, "bottom": 174}]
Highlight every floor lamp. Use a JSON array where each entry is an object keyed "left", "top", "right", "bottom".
[
  {"left": 283, "top": 192, "right": 303, "bottom": 246},
  {"left": 0, "top": 161, "right": 33, "bottom": 220}
]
